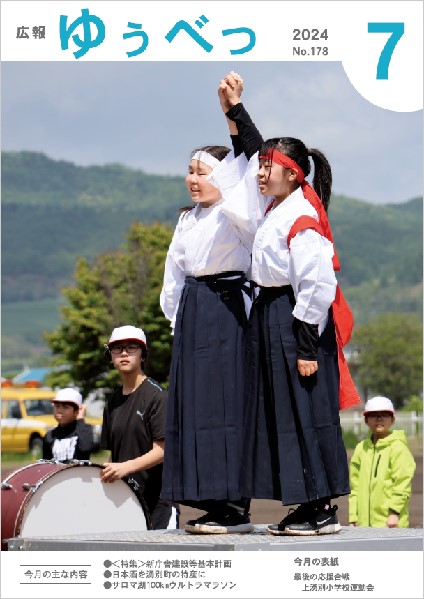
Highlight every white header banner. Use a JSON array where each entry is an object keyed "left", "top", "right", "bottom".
[{"left": 1, "top": 0, "right": 423, "bottom": 111}]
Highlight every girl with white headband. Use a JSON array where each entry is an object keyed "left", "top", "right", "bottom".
[
  {"left": 160, "top": 143, "right": 263, "bottom": 534},
  {"left": 217, "top": 72, "right": 360, "bottom": 537}
]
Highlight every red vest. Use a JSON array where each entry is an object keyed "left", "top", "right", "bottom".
[{"left": 287, "top": 215, "right": 361, "bottom": 410}]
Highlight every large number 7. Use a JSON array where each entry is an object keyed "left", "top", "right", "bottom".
[{"left": 368, "top": 22, "right": 404, "bottom": 80}]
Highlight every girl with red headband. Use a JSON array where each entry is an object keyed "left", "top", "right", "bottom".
[{"left": 218, "top": 72, "right": 360, "bottom": 536}]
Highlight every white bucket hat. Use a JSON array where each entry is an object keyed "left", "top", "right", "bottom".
[{"left": 363, "top": 396, "right": 395, "bottom": 415}]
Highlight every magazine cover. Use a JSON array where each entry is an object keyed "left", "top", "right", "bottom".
[{"left": 1, "top": 1, "right": 422, "bottom": 598}]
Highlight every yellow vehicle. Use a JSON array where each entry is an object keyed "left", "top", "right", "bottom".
[{"left": 1, "top": 387, "right": 102, "bottom": 458}]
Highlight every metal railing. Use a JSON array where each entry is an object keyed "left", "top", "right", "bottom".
[{"left": 340, "top": 412, "right": 423, "bottom": 437}]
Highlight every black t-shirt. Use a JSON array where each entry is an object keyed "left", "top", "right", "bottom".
[
  {"left": 100, "top": 378, "right": 167, "bottom": 512},
  {"left": 43, "top": 419, "right": 94, "bottom": 462}
]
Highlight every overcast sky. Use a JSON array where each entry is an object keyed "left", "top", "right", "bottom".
[{"left": 2, "top": 61, "right": 422, "bottom": 204}]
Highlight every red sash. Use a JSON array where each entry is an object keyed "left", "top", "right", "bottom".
[{"left": 287, "top": 215, "right": 361, "bottom": 410}]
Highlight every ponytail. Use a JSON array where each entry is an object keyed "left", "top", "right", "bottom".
[{"left": 308, "top": 148, "right": 332, "bottom": 212}]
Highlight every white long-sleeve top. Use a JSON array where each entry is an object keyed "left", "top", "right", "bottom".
[
  {"left": 218, "top": 153, "right": 338, "bottom": 327},
  {"left": 160, "top": 153, "right": 265, "bottom": 328},
  {"left": 252, "top": 187, "right": 337, "bottom": 325}
]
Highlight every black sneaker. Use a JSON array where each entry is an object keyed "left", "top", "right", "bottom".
[
  {"left": 185, "top": 511, "right": 254, "bottom": 534},
  {"left": 283, "top": 505, "right": 342, "bottom": 536},
  {"left": 268, "top": 503, "right": 313, "bottom": 536}
]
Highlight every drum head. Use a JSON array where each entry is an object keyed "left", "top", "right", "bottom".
[{"left": 18, "top": 464, "right": 149, "bottom": 537}]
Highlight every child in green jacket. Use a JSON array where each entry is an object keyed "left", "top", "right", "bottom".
[{"left": 349, "top": 396, "right": 416, "bottom": 528}]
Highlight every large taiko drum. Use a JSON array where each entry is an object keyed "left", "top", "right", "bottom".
[{"left": 1, "top": 460, "right": 151, "bottom": 550}]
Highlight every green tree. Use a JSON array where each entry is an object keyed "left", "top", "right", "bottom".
[
  {"left": 352, "top": 312, "right": 423, "bottom": 408},
  {"left": 45, "top": 222, "right": 173, "bottom": 398},
  {"left": 400, "top": 395, "right": 423, "bottom": 413}
]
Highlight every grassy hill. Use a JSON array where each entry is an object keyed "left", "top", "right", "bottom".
[
  {"left": 2, "top": 150, "right": 188, "bottom": 212},
  {"left": 1, "top": 298, "right": 64, "bottom": 373},
  {"left": 330, "top": 195, "right": 422, "bottom": 287},
  {"left": 2, "top": 151, "right": 189, "bottom": 303},
  {"left": 1, "top": 151, "right": 422, "bottom": 370}
]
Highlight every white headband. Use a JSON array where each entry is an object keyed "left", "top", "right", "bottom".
[{"left": 191, "top": 151, "right": 221, "bottom": 171}]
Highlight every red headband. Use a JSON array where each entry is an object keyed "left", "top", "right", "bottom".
[
  {"left": 260, "top": 150, "right": 305, "bottom": 183},
  {"left": 260, "top": 148, "right": 340, "bottom": 271}
]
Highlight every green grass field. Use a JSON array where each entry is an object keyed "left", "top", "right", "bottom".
[{"left": 1, "top": 449, "right": 109, "bottom": 467}]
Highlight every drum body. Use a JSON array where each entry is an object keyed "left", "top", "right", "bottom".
[{"left": 1, "top": 461, "right": 151, "bottom": 550}]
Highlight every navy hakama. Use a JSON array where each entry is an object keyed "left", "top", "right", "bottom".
[
  {"left": 240, "top": 286, "right": 350, "bottom": 506},
  {"left": 161, "top": 273, "right": 248, "bottom": 503}
]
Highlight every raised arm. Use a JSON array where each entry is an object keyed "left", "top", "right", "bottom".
[
  {"left": 209, "top": 72, "right": 268, "bottom": 244},
  {"left": 221, "top": 71, "right": 264, "bottom": 160},
  {"left": 218, "top": 74, "right": 242, "bottom": 156}
]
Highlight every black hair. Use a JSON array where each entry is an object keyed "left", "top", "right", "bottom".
[
  {"left": 53, "top": 401, "right": 80, "bottom": 413},
  {"left": 140, "top": 344, "right": 147, "bottom": 368},
  {"left": 190, "top": 145, "right": 231, "bottom": 162},
  {"left": 260, "top": 138, "right": 332, "bottom": 212},
  {"left": 180, "top": 145, "right": 231, "bottom": 214}
]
